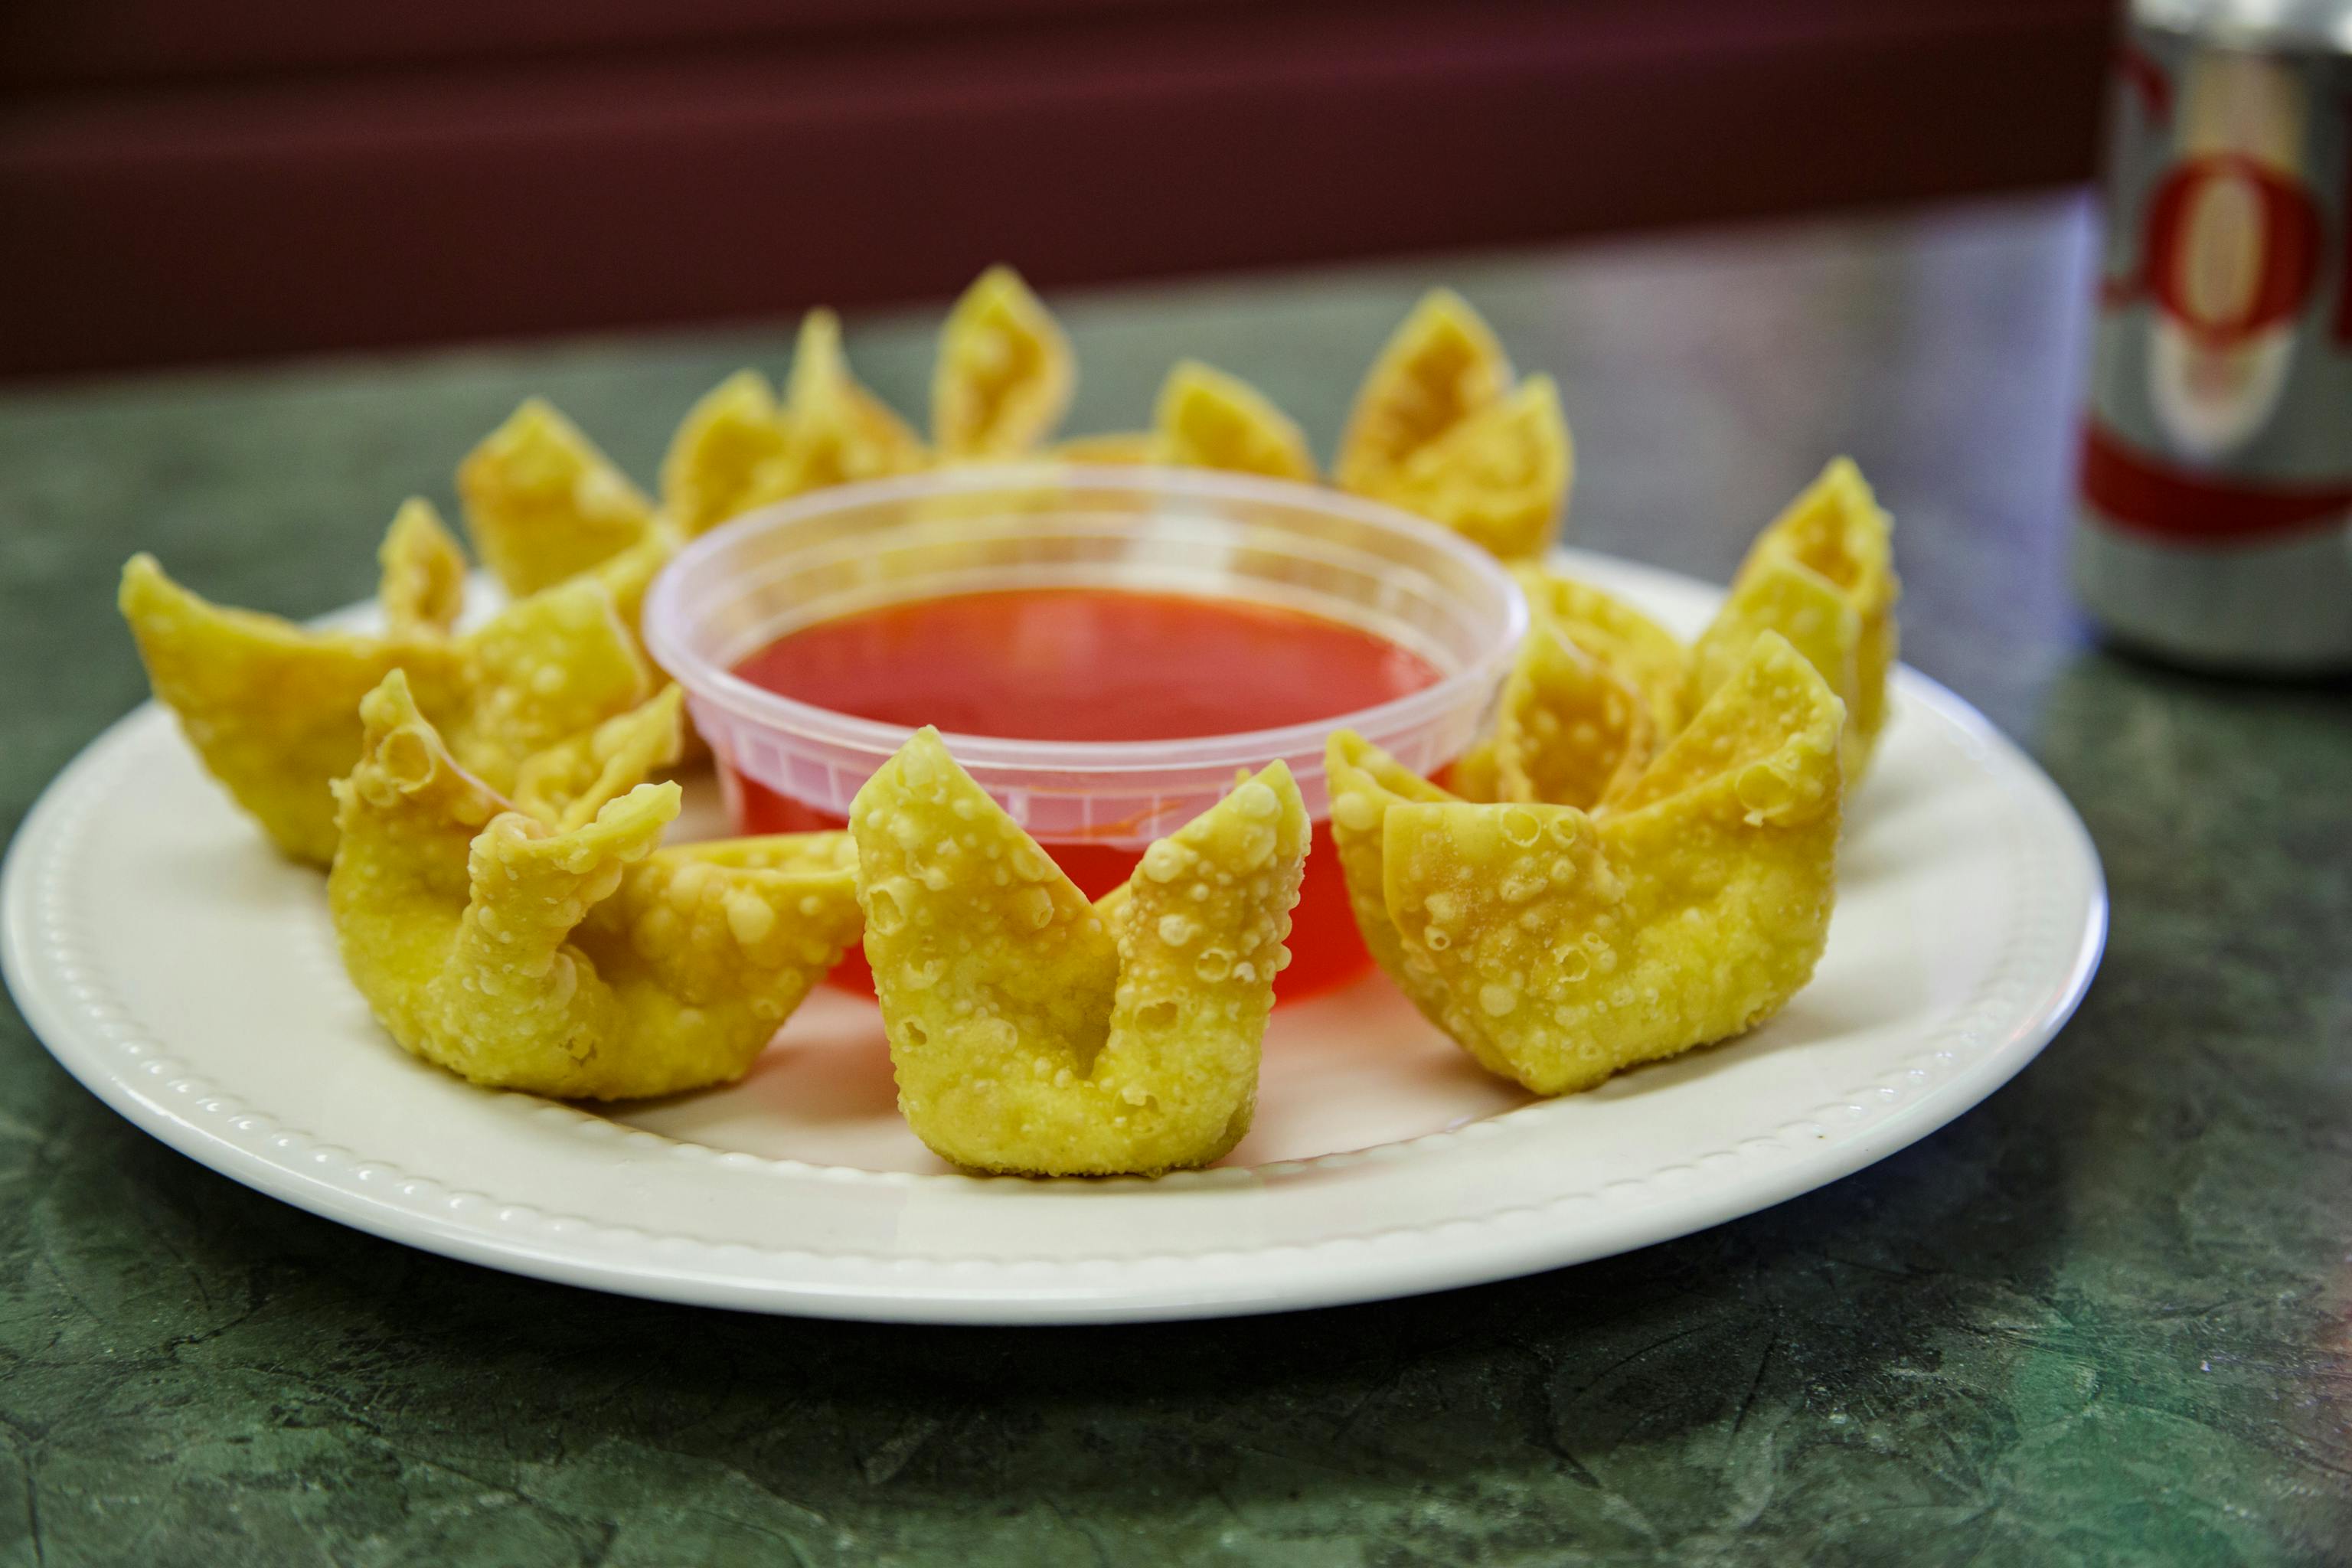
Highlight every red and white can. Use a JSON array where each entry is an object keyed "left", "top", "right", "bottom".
[{"left": 2076, "top": 0, "right": 2352, "bottom": 671}]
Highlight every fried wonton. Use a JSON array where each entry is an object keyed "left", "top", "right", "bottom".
[
  {"left": 1329, "top": 632, "right": 1844, "bottom": 1096},
  {"left": 328, "top": 671, "right": 861, "bottom": 1099},
  {"left": 511, "top": 684, "right": 688, "bottom": 829},
  {"left": 1367, "top": 376, "right": 1572, "bottom": 560},
  {"left": 458, "top": 399, "right": 659, "bottom": 597},
  {"left": 1485, "top": 620, "right": 1657, "bottom": 809},
  {"left": 1337, "top": 292, "right": 1573, "bottom": 559},
  {"left": 1050, "top": 361, "right": 1316, "bottom": 482},
  {"left": 377, "top": 498, "right": 469, "bottom": 638},
  {"left": 1334, "top": 289, "right": 1511, "bottom": 495},
  {"left": 122, "top": 527, "right": 653, "bottom": 866},
  {"left": 851, "top": 728, "right": 1308, "bottom": 1176},
  {"left": 933, "top": 266, "right": 1073, "bottom": 459},
  {"left": 659, "top": 369, "right": 794, "bottom": 537},
  {"left": 1691, "top": 458, "right": 1897, "bottom": 779},
  {"left": 586, "top": 517, "right": 686, "bottom": 645},
  {"left": 1152, "top": 361, "right": 1317, "bottom": 481},
  {"left": 1451, "top": 571, "right": 1684, "bottom": 806},
  {"left": 1514, "top": 567, "right": 1690, "bottom": 737},
  {"left": 779, "top": 309, "right": 930, "bottom": 491}
]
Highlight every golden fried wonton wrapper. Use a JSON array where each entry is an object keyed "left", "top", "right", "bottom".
[
  {"left": 428, "top": 577, "right": 654, "bottom": 786},
  {"left": 511, "top": 684, "right": 687, "bottom": 829},
  {"left": 377, "top": 498, "right": 469, "bottom": 638},
  {"left": 659, "top": 370, "right": 794, "bottom": 537},
  {"left": 1487, "top": 621, "right": 1657, "bottom": 809},
  {"left": 1050, "top": 362, "right": 1315, "bottom": 482},
  {"left": 1451, "top": 571, "right": 1684, "bottom": 806},
  {"left": 779, "top": 309, "right": 930, "bottom": 491},
  {"left": 933, "top": 266, "right": 1073, "bottom": 459},
  {"left": 121, "top": 537, "right": 653, "bottom": 866},
  {"left": 328, "top": 671, "right": 860, "bottom": 1099},
  {"left": 1369, "top": 376, "right": 1572, "bottom": 560},
  {"left": 1330, "top": 632, "right": 1844, "bottom": 1096},
  {"left": 457, "top": 398, "right": 658, "bottom": 596},
  {"left": 121, "top": 556, "right": 457, "bottom": 865},
  {"left": 1152, "top": 361, "right": 1317, "bottom": 482},
  {"left": 586, "top": 517, "right": 686, "bottom": 645},
  {"left": 851, "top": 728, "right": 1307, "bottom": 1177},
  {"left": 1691, "top": 458, "right": 1897, "bottom": 779},
  {"left": 1334, "top": 288, "right": 1511, "bottom": 495},
  {"left": 1514, "top": 567, "right": 1689, "bottom": 736}
]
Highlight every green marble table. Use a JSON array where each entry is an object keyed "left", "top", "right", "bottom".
[{"left": 4, "top": 192, "right": 2348, "bottom": 1566}]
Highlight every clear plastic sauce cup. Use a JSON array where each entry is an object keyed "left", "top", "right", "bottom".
[{"left": 642, "top": 465, "right": 1528, "bottom": 999}]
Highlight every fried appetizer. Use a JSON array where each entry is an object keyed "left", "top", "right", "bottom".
[
  {"left": 1452, "top": 573, "right": 1685, "bottom": 806},
  {"left": 1517, "top": 567, "right": 1690, "bottom": 737},
  {"left": 1478, "top": 618, "right": 1658, "bottom": 810},
  {"left": 851, "top": 728, "right": 1307, "bottom": 1176},
  {"left": 376, "top": 498, "right": 469, "bottom": 637},
  {"left": 585, "top": 516, "right": 686, "bottom": 646},
  {"left": 779, "top": 309, "right": 930, "bottom": 491},
  {"left": 933, "top": 266, "right": 1074, "bottom": 459},
  {"left": 1334, "top": 289, "right": 1512, "bottom": 495},
  {"left": 1150, "top": 361, "right": 1317, "bottom": 481},
  {"left": 1336, "top": 290, "right": 1573, "bottom": 560},
  {"left": 1330, "top": 632, "right": 1844, "bottom": 1096},
  {"left": 1051, "top": 361, "right": 1317, "bottom": 482},
  {"left": 328, "top": 671, "right": 860, "bottom": 1099},
  {"left": 1690, "top": 459, "right": 1897, "bottom": 779},
  {"left": 1368, "top": 376, "right": 1572, "bottom": 560},
  {"left": 659, "top": 369, "right": 794, "bottom": 537},
  {"left": 457, "top": 399, "right": 660, "bottom": 597},
  {"left": 121, "top": 527, "right": 653, "bottom": 865}
]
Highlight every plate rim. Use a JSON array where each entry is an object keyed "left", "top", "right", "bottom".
[{"left": 3, "top": 559, "right": 2108, "bottom": 1324}]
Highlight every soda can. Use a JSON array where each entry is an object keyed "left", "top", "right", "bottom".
[{"left": 2075, "top": 0, "right": 2352, "bottom": 672}]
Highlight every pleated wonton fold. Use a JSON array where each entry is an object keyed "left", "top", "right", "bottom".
[
  {"left": 1329, "top": 632, "right": 1845, "bottom": 1096},
  {"left": 1334, "top": 289, "right": 1574, "bottom": 560},
  {"left": 1690, "top": 459, "right": 1898, "bottom": 780},
  {"left": 851, "top": 729, "right": 1308, "bottom": 1176},
  {"left": 119, "top": 501, "right": 652, "bottom": 866},
  {"left": 328, "top": 671, "right": 861, "bottom": 1099}
]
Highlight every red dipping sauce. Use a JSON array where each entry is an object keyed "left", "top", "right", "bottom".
[{"left": 728, "top": 587, "right": 1443, "bottom": 998}]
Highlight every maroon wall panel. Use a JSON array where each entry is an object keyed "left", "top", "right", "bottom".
[{"left": 0, "top": 0, "right": 2112, "bottom": 377}]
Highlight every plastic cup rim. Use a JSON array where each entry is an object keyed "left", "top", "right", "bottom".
[{"left": 640, "top": 462, "right": 1530, "bottom": 777}]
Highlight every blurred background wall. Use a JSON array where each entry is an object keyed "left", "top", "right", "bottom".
[{"left": 0, "top": 0, "right": 2112, "bottom": 378}]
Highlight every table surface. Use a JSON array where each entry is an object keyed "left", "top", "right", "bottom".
[{"left": 4, "top": 192, "right": 2349, "bottom": 1567}]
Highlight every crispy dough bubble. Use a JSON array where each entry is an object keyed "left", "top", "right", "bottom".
[
  {"left": 1330, "top": 632, "right": 1845, "bottom": 1096},
  {"left": 933, "top": 266, "right": 1074, "bottom": 460},
  {"left": 1691, "top": 458, "right": 1898, "bottom": 780},
  {"left": 850, "top": 728, "right": 1308, "bottom": 1177},
  {"left": 457, "top": 398, "right": 658, "bottom": 597},
  {"left": 328, "top": 671, "right": 860, "bottom": 1099}
]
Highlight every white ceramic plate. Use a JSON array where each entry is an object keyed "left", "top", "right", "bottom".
[{"left": 3, "top": 551, "right": 2105, "bottom": 1324}]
